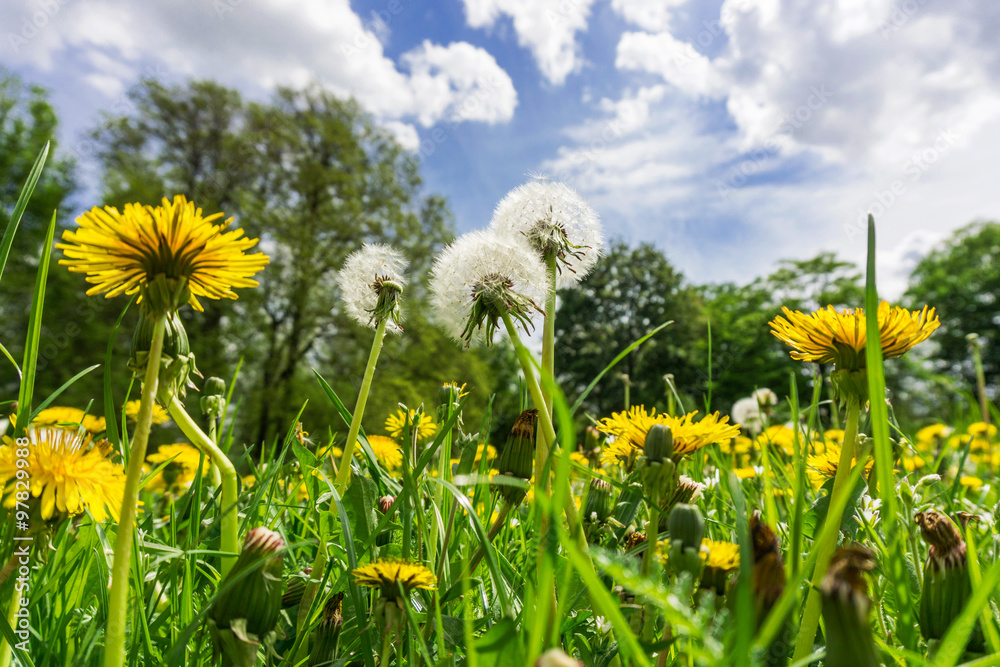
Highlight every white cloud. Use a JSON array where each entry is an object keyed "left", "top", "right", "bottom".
[
  {"left": 460, "top": 0, "right": 596, "bottom": 85},
  {"left": 543, "top": 1, "right": 1000, "bottom": 293},
  {"left": 0, "top": 0, "right": 516, "bottom": 140},
  {"left": 611, "top": 0, "right": 686, "bottom": 33},
  {"left": 401, "top": 40, "right": 517, "bottom": 127}
]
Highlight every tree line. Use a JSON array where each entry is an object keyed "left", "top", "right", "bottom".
[{"left": 1, "top": 72, "right": 996, "bottom": 450}]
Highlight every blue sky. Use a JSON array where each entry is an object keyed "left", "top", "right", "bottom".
[{"left": 4, "top": 0, "right": 1000, "bottom": 296}]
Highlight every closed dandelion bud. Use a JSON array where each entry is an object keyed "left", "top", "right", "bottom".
[
  {"left": 915, "top": 509, "right": 983, "bottom": 650},
  {"left": 584, "top": 478, "right": 613, "bottom": 523},
  {"left": 749, "top": 511, "right": 785, "bottom": 629},
  {"left": 668, "top": 504, "right": 704, "bottom": 551},
  {"left": 612, "top": 482, "right": 645, "bottom": 540},
  {"left": 130, "top": 309, "right": 200, "bottom": 397},
  {"left": 281, "top": 568, "right": 311, "bottom": 609},
  {"left": 644, "top": 424, "right": 674, "bottom": 464},
  {"left": 493, "top": 410, "right": 537, "bottom": 504},
  {"left": 830, "top": 368, "right": 870, "bottom": 406},
  {"left": 659, "top": 476, "right": 705, "bottom": 531},
  {"left": 821, "top": 545, "right": 879, "bottom": 667},
  {"left": 308, "top": 593, "right": 343, "bottom": 667},
  {"left": 201, "top": 376, "right": 227, "bottom": 419},
  {"left": 209, "top": 527, "right": 284, "bottom": 667},
  {"left": 376, "top": 495, "right": 396, "bottom": 547}
]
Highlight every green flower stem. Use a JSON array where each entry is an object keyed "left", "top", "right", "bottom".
[
  {"left": 296, "top": 318, "right": 388, "bottom": 662},
  {"left": 640, "top": 506, "right": 660, "bottom": 643},
  {"left": 537, "top": 254, "right": 557, "bottom": 484},
  {"left": 166, "top": 395, "right": 239, "bottom": 577},
  {"left": 334, "top": 317, "right": 389, "bottom": 493},
  {"left": 499, "top": 312, "right": 589, "bottom": 561},
  {"left": 792, "top": 394, "right": 861, "bottom": 662},
  {"left": 104, "top": 314, "right": 166, "bottom": 667}
]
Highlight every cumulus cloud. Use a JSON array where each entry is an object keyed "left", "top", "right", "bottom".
[
  {"left": 460, "top": 0, "right": 597, "bottom": 85},
  {"left": 549, "top": 0, "right": 1000, "bottom": 293},
  {"left": 1, "top": 0, "right": 517, "bottom": 138}
]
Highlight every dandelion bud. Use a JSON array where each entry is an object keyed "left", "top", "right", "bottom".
[
  {"left": 821, "top": 545, "right": 879, "bottom": 667},
  {"left": 130, "top": 309, "right": 200, "bottom": 397},
  {"left": 915, "top": 509, "right": 984, "bottom": 650},
  {"left": 583, "top": 478, "right": 613, "bottom": 524},
  {"left": 308, "top": 593, "right": 343, "bottom": 666},
  {"left": 612, "top": 482, "right": 645, "bottom": 540},
  {"left": 201, "top": 376, "right": 227, "bottom": 419},
  {"left": 376, "top": 495, "right": 396, "bottom": 547},
  {"left": 429, "top": 230, "right": 546, "bottom": 347},
  {"left": 281, "top": 568, "right": 311, "bottom": 609},
  {"left": 643, "top": 424, "right": 673, "bottom": 464},
  {"left": 209, "top": 527, "right": 284, "bottom": 667},
  {"left": 337, "top": 244, "right": 408, "bottom": 332},
  {"left": 493, "top": 410, "right": 537, "bottom": 505},
  {"left": 668, "top": 504, "right": 704, "bottom": 551},
  {"left": 749, "top": 511, "right": 785, "bottom": 629},
  {"left": 659, "top": 476, "right": 705, "bottom": 531}
]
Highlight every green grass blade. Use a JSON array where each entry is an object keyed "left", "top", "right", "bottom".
[
  {"left": 329, "top": 486, "right": 378, "bottom": 667},
  {"left": 14, "top": 209, "right": 57, "bottom": 437},
  {"left": 103, "top": 300, "right": 133, "bottom": 450},
  {"left": 0, "top": 142, "right": 49, "bottom": 285},
  {"left": 28, "top": 364, "right": 100, "bottom": 422},
  {"left": 0, "top": 341, "right": 20, "bottom": 379},
  {"left": 571, "top": 321, "right": 672, "bottom": 414},
  {"left": 935, "top": 557, "right": 1000, "bottom": 667},
  {"left": 864, "top": 214, "right": 917, "bottom": 650}
]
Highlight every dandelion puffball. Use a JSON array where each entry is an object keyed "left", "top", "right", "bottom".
[
  {"left": 337, "top": 243, "right": 408, "bottom": 333},
  {"left": 429, "top": 230, "right": 547, "bottom": 346},
  {"left": 489, "top": 178, "right": 603, "bottom": 288}
]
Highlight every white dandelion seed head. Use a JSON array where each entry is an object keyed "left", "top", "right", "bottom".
[
  {"left": 336, "top": 243, "right": 408, "bottom": 333},
  {"left": 429, "top": 229, "right": 547, "bottom": 345},
  {"left": 489, "top": 177, "right": 603, "bottom": 288}
]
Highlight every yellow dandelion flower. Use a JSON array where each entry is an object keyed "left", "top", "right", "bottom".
[
  {"left": 596, "top": 406, "right": 741, "bottom": 459},
  {"left": 14, "top": 406, "right": 107, "bottom": 434},
  {"left": 735, "top": 467, "right": 758, "bottom": 479},
  {"left": 754, "top": 425, "right": 797, "bottom": 456},
  {"left": 960, "top": 476, "right": 984, "bottom": 491},
  {"left": 720, "top": 435, "right": 753, "bottom": 455},
  {"left": 901, "top": 455, "right": 926, "bottom": 472},
  {"left": 916, "top": 423, "right": 951, "bottom": 448},
  {"left": 352, "top": 559, "right": 436, "bottom": 600},
  {"left": 124, "top": 399, "right": 170, "bottom": 425},
  {"left": 366, "top": 435, "right": 403, "bottom": 470},
  {"left": 967, "top": 422, "right": 997, "bottom": 438},
  {"left": 241, "top": 474, "right": 256, "bottom": 489},
  {"left": 824, "top": 429, "right": 845, "bottom": 445},
  {"left": 701, "top": 540, "right": 740, "bottom": 571},
  {"left": 570, "top": 451, "right": 590, "bottom": 467},
  {"left": 769, "top": 302, "right": 939, "bottom": 371},
  {"left": 57, "top": 195, "right": 269, "bottom": 313},
  {"left": 0, "top": 427, "right": 125, "bottom": 522},
  {"left": 807, "top": 444, "right": 873, "bottom": 490},
  {"left": 144, "top": 443, "right": 210, "bottom": 496},
  {"left": 599, "top": 438, "right": 635, "bottom": 468},
  {"left": 385, "top": 409, "right": 437, "bottom": 440}
]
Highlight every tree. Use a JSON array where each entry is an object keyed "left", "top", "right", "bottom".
[
  {"left": 89, "top": 79, "right": 507, "bottom": 445},
  {"left": 906, "top": 222, "right": 1000, "bottom": 400},
  {"left": 554, "top": 242, "right": 705, "bottom": 418},
  {"left": 0, "top": 72, "right": 90, "bottom": 402}
]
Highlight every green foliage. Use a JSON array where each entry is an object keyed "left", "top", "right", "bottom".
[
  {"left": 906, "top": 222, "right": 1000, "bottom": 401},
  {"left": 555, "top": 242, "right": 705, "bottom": 416}
]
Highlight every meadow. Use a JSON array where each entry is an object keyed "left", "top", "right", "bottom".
[{"left": 0, "top": 139, "right": 998, "bottom": 667}]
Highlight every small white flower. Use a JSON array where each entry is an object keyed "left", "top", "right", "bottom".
[
  {"left": 429, "top": 229, "right": 547, "bottom": 345},
  {"left": 337, "top": 243, "right": 407, "bottom": 333},
  {"left": 489, "top": 178, "right": 603, "bottom": 287}
]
